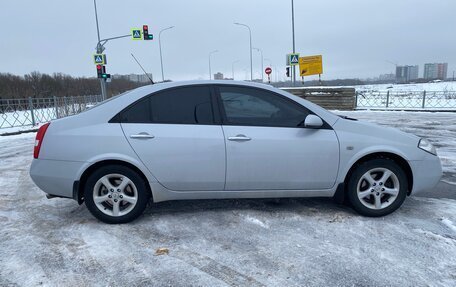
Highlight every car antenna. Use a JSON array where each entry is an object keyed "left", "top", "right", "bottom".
[{"left": 131, "top": 53, "right": 154, "bottom": 85}]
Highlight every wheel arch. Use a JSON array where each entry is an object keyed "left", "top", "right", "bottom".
[
  {"left": 74, "top": 160, "right": 153, "bottom": 204},
  {"left": 343, "top": 152, "right": 413, "bottom": 196}
]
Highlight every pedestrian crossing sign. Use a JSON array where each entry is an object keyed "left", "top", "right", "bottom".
[
  {"left": 93, "top": 54, "right": 106, "bottom": 65},
  {"left": 131, "top": 28, "right": 142, "bottom": 40},
  {"left": 288, "top": 53, "right": 300, "bottom": 66}
]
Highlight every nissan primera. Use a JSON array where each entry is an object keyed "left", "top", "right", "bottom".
[{"left": 30, "top": 81, "right": 442, "bottom": 223}]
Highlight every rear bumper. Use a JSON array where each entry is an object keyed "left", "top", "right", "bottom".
[
  {"left": 30, "top": 159, "right": 85, "bottom": 199},
  {"left": 409, "top": 153, "right": 443, "bottom": 195}
]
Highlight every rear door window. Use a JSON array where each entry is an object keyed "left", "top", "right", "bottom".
[{"left": 150, "top": 86, "right": 214, "bottom": 125}]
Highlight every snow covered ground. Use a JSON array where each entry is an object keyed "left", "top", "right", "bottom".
[
  {"left": 0, "top": 111, "right": 455, "bottom": 286},
  {"left": 0, "top": 124, "right": 42, "bottom": 135}
]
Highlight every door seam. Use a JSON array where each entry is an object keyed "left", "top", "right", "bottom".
[{"left": 220, "top": 125, "right": 228, "bottom": 191}]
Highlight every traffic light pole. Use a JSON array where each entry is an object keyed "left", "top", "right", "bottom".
[
  {"left": 94, "top": 35, "right": 130, "bottom": 100},
  {"left": 98, "top": 35, "right": 131, "bottom": 48},
  {"left": 93, "top": 0, "right": 132, "bottom": 100},
  {"left": 93, "top": 0, "right": 107, "bottom": 100}
]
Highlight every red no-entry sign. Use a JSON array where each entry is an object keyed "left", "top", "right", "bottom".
[{"left": 265, "top": 67, "right": 272, "bottom": 75}]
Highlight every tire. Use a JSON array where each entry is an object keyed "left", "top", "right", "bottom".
[
  {"left": 84, "top": 165, "right": 151, "bottom": 224},
  {"left": 347, "top": 158, "right": 408, "bottom": 217}
]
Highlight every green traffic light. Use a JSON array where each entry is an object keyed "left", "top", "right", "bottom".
[{"left": 147, "top": 34, "right": 153, "bottom": 40}]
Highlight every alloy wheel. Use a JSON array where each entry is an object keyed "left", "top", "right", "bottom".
[
  {"left": 92, "top": 173, "right": 138, "bottom": 217},
  {"left": 356, "top": 168, "right": 400, "bottom": 210}
]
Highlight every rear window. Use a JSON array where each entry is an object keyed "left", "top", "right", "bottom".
[
  {"left": 120, "top": 86, "right": 214, "bottom": 125},
  {"left": 120, "top": 97, "right": 150, "bottom": 123}
]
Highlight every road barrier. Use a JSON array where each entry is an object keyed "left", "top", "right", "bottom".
[
  {"left": 0, "top": 95, "right": 103, "bottom": 130},
  {"left": 282, "top": 87, "right": 356, "bottom": 110}
]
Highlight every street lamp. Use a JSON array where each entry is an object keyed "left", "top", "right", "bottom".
[
  {"left": 234, "top": 22, "right": 253, "bottom": 81},
  {"left": 232, "top": 60, "right": 240, "bottom": 80},
  {"left": 159, "top": 26, "right": 175, "bottom": 82},
  {"left": 291, "top": 0, "right": 296, "bottom": 86},
  {"left": 209, "top": 50, "right": 219, "bottom": 80},
  {"left": 253, "top": 47, "right": 264, "bottom": 82}
]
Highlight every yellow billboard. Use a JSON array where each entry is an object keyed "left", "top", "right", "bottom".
[{"left": 299, "top": 55, "right": 323, "bottom": 76}]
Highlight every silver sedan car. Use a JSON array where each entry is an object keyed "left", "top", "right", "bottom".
[{"left": 30, "top": 81, "right": 442, "bottom": 223}]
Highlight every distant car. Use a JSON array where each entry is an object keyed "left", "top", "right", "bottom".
[{"left": 30, "top": 81, "right": 442, "bottom": 223}]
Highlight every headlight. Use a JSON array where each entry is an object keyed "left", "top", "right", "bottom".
[{"left": 418, "top": 139, "right": 437, "bottom": 155}]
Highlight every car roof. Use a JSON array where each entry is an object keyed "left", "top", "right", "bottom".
[
  {"left": 79, "top": 80, "right": 339, "bottom": 126},
  {"left": 132, "top": 80, "right": 276, "bottom": 94}
]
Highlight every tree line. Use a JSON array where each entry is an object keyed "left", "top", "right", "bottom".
[{"left": 0, "top": 72, "right": 144, "bottom": 99}]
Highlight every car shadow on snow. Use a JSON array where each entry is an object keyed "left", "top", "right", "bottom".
[
  {"left": 46, "top": 195, "right": 426, "bottom": 225},
  {"left": 143, "top": 197, "right": 358, "bottom": 218},
  {"left": 40, "top": 197, "right": 356, "bottom": 224}
]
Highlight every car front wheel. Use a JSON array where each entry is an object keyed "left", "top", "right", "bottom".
[
  {"left": 347, "top": 158, "right": 408, "bottom": 217},
  {"left": 84, "top": 165, "right": 151, "bottom": 224}
]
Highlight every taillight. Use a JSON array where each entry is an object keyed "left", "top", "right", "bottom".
[{"left": 34, "top": 123, "right": 50, "bottom": 159}]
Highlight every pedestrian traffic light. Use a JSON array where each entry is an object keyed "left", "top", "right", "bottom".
[
  {"left": 96, "top": 65, "right": 103, "bottom": 78},
  {"left": 102, "top": 66, "right": 110, "bottom": 79},
  {"left": 143, "top": 25, "right": 153, "bottom": 40},
  {"left": 286, "top": 67, "right": 290, "bottom": 77}
]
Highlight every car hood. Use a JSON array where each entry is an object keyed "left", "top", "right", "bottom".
[{"left": 335, "top": 117, "right": 420, "bottom": 144}]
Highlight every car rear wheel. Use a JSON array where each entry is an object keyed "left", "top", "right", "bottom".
[
  {"left": 347, "top": 158, "right": 408, "bottom": 217},
  {"left": 84, "top": 165, "right": 150, "bottom": 224}
]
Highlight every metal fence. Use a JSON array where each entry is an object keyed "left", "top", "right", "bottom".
[
  {"left": 2, "top": 91, "right": 454, "bottom": 130},
  {"left": 356, "top": 90, "right": 456, "bottom": 110},
  {"left": 0, "top": 95, "right": 104, "bottom": 130}
]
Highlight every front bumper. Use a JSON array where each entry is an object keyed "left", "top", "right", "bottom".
[
  {"left": 30, "top": 159, "right": 85, "bottom": 199},
  {"left": 409, "top": 152, "right": 443, "bottom": 195}
]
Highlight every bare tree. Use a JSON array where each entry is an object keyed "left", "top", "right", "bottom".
[{"left": 0, "top": 72, "right": 145, "bottom": 99}]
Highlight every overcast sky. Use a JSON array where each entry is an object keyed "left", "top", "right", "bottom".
[{"left": 1, "top": 0, "right": 455, "bottom": 82}]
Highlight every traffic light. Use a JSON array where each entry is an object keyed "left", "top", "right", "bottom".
[
  {"left": 286, "top": 67, "right": 290, "bottom": 77},
  {"left": 143, "top": 25, "right": 153, "bottom": 40},
  {"left": 96, "top": 65, "right": 103, "bottom": 78},
  {"left": 102, "top": 66, "right": 111, "bottom": 79},
  {"left": 96, "top": 65, "right": 111, "bottom": 79}
]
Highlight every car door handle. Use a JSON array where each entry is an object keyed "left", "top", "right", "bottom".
[
  {"left": 130, "top": 133, "right": 155, "bottom": 139},
  {"left": 228, "top": 135, "right": 251, "bottom": 142}
]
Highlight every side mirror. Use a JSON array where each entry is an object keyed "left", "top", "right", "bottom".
[{"left": 304, "top": 114, "right": 324, "bottom": 129}]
